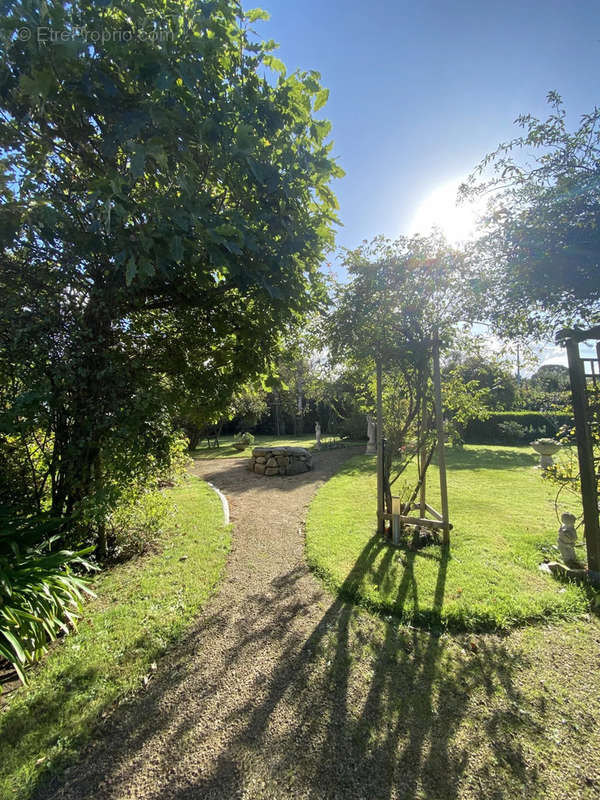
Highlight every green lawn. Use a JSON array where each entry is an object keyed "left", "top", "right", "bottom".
[
  {"left": 190, "top": 433, "right": 356, "bottom": 460},
  {"left": 306, "top": 445, "right": 589, "bottom": 631},
  {"left": 0, "top": 476, "right": 230, "bottom": 800}
]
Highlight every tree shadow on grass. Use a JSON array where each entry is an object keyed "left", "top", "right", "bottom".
[
  {"left": 441, "top": 447, "right": 538, "bottom": 471},
  {"left": 29, "top": 537, "right": 542, "bottom": 800}
]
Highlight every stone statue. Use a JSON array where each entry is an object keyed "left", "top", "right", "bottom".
[
  {"left": 366, "top": 415, "right": 376, "bottom": 454},
  {"left": 557, "top": 512, "right": 579, "bottom": 565},
  {"left": 315, "top": 421, "right": 321, "bottom": 450}
]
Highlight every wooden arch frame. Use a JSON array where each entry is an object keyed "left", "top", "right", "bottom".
[{"left": 375, "top": 326, "right": 451, "bottom": 547}]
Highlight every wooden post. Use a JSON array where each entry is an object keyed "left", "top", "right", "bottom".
[
  {"left": 419, "top": 446, "right": 427, "bottom": 520},
  {"left": 565, "top": 337, "right": 600, "bottom": 577},
  {"left": 432, "top": 328, "right": 450, "bottom": 545},
  {"left": 376, "top": 357, "right": 384, "bottom": 535}
]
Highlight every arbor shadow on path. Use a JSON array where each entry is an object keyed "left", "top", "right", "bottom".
[{"left": 33, "top": 535, "right": 541, "bottom": 800}]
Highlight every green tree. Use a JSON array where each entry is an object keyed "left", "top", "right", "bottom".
[
  {"left": 328, "top": 234, "right": 486, "bottom": 512},
  {"left": 530, "top": 364, "right": 570, "bottom": 393},
  {"left": 444, "top": 353, "right": 517, "bottom": 410},
  {"left": 463, "top": 92, "right": 600, "bottom": 336},
  {"left": 0, "top": 0, "right": 341, "bottom": 543}
]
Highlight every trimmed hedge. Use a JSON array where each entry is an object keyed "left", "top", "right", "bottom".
[{"left": 463, "top": 411, "right": 572, "bottom": 444}]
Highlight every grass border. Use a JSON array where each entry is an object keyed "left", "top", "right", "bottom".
[
  {"left": 305, "top": 450, "right": 592, "bottom": 633},
  {"left": 0, "top": 475, "right": 230, "bottom": 800}
]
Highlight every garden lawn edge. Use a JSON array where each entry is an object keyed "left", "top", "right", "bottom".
[
  {"left": 305, "top": 450, "right": 591, "bottom": 633},
  {"left": 0, "top": 475, "right": 230, "bottom": 800}
]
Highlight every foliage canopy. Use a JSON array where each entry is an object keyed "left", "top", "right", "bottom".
[
  {"left": 463, "top": 93, "right": 600, "bottom": 336},
  {"left": 0, "top": 0, "right": 342, "bottom": 536}
]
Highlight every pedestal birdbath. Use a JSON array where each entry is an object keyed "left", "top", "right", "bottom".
[{"left": 531, "top": 438, "right": 561, "bottom": 469}]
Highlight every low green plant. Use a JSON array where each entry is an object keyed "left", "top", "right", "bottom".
[
  {"left": 106, "top": 487, "right": 173, "bottom": 561},
  {"left": 497, "top": 420, "right": 528, "bottom": 443},
  {"left": 0, "top": 477, "right": 229, "bottom": 799},
  {"left": 234, "top": 431, "right": 255, "bottom": 447},
  {"left": 0, "top": 517, "right": 95, "bottom": 686}
]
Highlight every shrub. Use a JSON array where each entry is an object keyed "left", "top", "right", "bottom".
[
  {"left": 497, "top": 420, "right": 528, "bottom": 443},
  {"left": 0, "top": 517, "right": 95, "bottom": 685},
  {"left": 106, "top": 488, "right": 173, "bottom": 561},
  {"left": 464, "top": 411, "right": 572, "bottom": 444},
  {"left": 233, "top": 432, "right": 255, "bottom": 449},
  {"left": 338, "top": 411, "right": 368, "bottom": 441}
]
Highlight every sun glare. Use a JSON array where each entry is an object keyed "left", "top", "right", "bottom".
[{"left": 409, "top": 180, "right": 486, "bottom": 245}]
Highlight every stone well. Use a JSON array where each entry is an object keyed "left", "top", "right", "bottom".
[{"left": 248, "top": 446, "right": 313, "bottom": 476}]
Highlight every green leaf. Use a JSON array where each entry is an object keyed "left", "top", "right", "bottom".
[
  {"left": 2, "top": 630, "right": 26, "bottom": 663},
  {"left": 263, "top": 55, "right": 286, "bottom": 76},
  {"left": 314, "top": 89, "right": 329, "bottom": 112},
  {"left": 130, "top": 148, "right": 146, "bottom": 178},
  {"left": 125, "top": 256, "right": 137, "bottom": 286},
  {"left": 245, "top": 8, "right": 270, "bottom": 22}
]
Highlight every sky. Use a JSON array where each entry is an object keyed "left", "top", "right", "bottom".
[{"left": 257, "top": 0, "right": 599, "bottom": 370}]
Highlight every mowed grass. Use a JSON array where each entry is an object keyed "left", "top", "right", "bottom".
[
  {"left": 191, "top": 433, "right": 355, "bottom": 460},
  {"left": 0, "top": 476, "right": 230, "bottom": 800},
  {"left": 306, "top": 445, "right": 589, "bottom": 631}
]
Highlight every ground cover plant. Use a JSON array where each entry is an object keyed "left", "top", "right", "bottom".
[
  {"left": 0, "top": 476, "right": 229, "bottom": 800},
  {"left": 306, "top": 445, "right": 588, "bottom": 631}
]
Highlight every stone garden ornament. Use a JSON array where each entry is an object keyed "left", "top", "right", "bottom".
[
  {"left": 315, "top": 421, "right": 321, "bottom": 450},
  {"left": 366, "top": 415, "right": 376, "bottom": 455},
  {"left": 557, "top": 512, "right": 579, "bottom": 566},
  {"left": 531, "top": 438, "right": 561, "bottom": 469}
]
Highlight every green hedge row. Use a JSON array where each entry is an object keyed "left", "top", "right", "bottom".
[{"left": 463, "top": 411, "right": 572, "bottom": 444}]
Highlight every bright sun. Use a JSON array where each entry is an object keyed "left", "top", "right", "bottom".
[{"left": 409, "top": 179, "right": 487, "bottom": 245}]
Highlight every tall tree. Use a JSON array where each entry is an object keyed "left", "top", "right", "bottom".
[
  {"left": 0, "top": 0, "right": 342, "bottom": 539},
  {"left": 328, "top": 234, "right": 485, "bottom": 512}
]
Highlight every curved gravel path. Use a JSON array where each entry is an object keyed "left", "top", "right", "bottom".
[
  {"left": 41, "top": 446, "right": 384, "bottom": 800},
  {"left": 37, "top": 447, "right": 600, "bottom": 800}
]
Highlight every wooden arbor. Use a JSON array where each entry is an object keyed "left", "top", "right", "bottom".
[
  {"left": 375, "top": 327, "right": 451, "bottom": 547},
  {"left": 558, "top": 326, "right": 600, "bottom": 581}
]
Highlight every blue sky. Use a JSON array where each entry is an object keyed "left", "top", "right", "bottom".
[
  {"left": 259, "top": 0, "right": 599, "bottom": 368},
  {"left": 260, "top": 0, "right": 598, "bottom": 248}
]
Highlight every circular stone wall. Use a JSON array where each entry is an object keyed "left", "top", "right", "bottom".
[{"left": 248, "top": 446, "right": 313, "bottom": 476}]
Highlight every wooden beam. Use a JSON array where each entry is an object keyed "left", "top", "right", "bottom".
[
  {"left": 376, "top": 357, "right": 384, "bottom": 536},
  {"left": 425, "top": 503, "right": 443, "bottom": 521},
  {"left": 432, "top": 327, "right": 450, "bottom": 544},
  {"left": 397, "top": 514, "right": 453, "bottom": 531},
  {"left": 383, "top": 512, "right": 454, "bottom": 530},
  {"left": 565, "top": 337, "right": 600, "bottom": 577},
  {"left": 419, "top": 445, "right": 427, "bottom": 519},
  {"left": 407, "top": 502, "right": 443, "bottom": 521}
]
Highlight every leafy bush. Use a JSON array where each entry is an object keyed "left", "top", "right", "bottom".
[
  {"left": 106, "top": 488, "right": 173, "bottom": 561},
  {"left": 234, "top": 431, "right": 255, "bottom": 446},
  {"left": 75, "top": 434, "right": 189, "bottom": 560},
  {"left": 338, "top": 411, "right": 368, "bottom": 441},
  {"left": 497, "top": 420, "right": 528, "bottom": 443},
  {"left": 0, "top": 517, "right": 95, "bottom": 685},
  {"left": 464, "top": 411, "right": 572, "bottom": 444}
]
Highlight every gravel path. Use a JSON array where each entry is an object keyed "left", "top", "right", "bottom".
[
  {"left": 35, "top": 447, "right": 600, "bottom": 800},
  {"left": 42, "top": 446, "right": 389, "bottom": 800}
]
